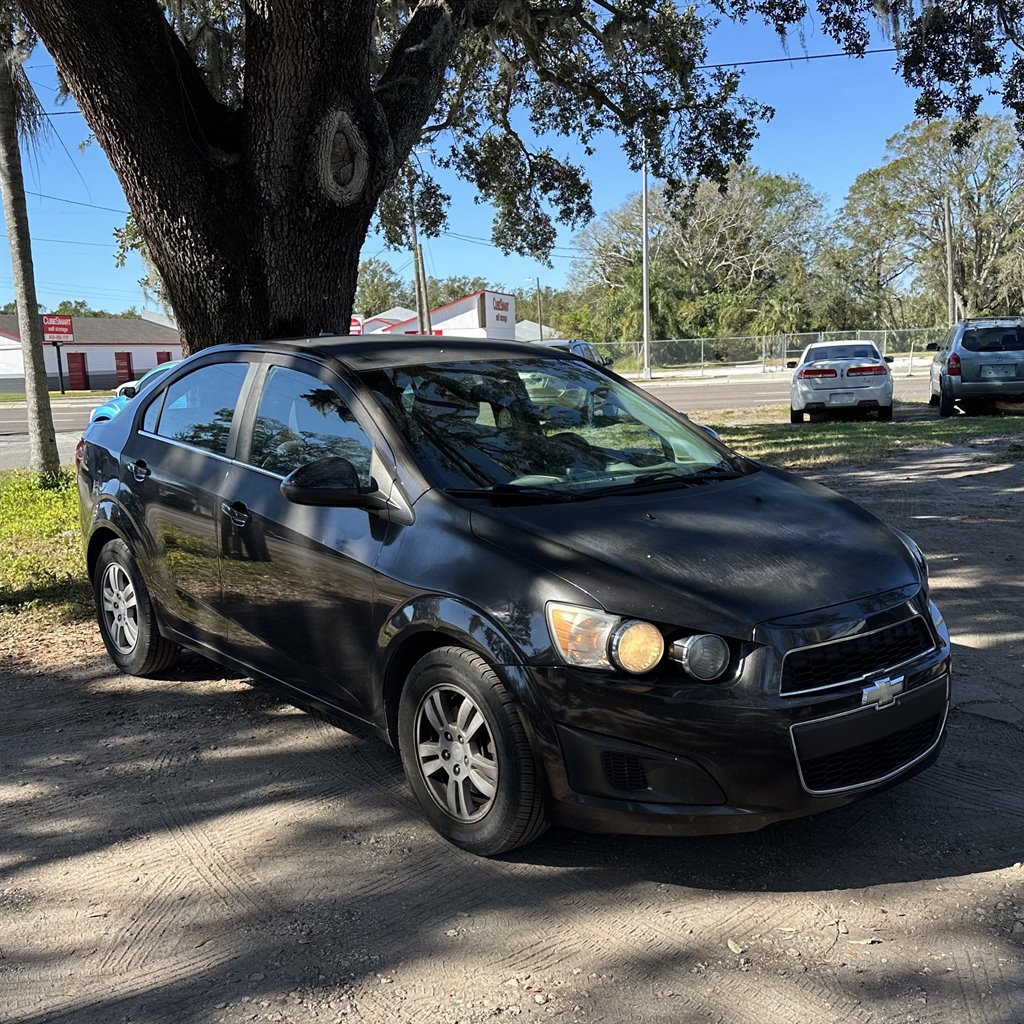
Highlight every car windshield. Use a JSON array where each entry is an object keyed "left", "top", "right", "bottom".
[
  {"left": 803, "top": 345, "right": 880, "bottom": 362},
  {"left": 361, "top": 357, "right": 742, "bottom": 495},
  {"left": 960, "top": 326, "right": 1024, "bottom": 351}
]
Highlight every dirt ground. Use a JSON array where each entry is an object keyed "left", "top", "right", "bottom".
[{"left": 1, "top": 441, "right": 1022, "bottom": 1024}]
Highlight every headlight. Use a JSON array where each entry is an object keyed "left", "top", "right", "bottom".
[
  {"left": 672, "top": 634, "right": 731, "bottom": 681},
  {"left": 546, "top": 603, "right": 664, "bottom": 673},
  {"left": 610, "top": 620, "right": 665, "bottom": 674}
]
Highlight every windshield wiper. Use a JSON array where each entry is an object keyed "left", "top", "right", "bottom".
[
  {"left": 444, "top": 483, "right": 585, "bottom": 504},
  {"left": 586, "top": 465, "right": 745, "bottom": 497}
]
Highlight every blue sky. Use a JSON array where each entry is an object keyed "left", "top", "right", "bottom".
[{"left": 3, "top": 13, "right": 979, "bottom": 315}]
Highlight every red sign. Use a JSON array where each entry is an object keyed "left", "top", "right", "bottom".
[
  {"left": 349, "top": 316, "right": 362, "bottom": 336},
  {"left": 42, "top": 314, "right": 74, "bottom": 343}
]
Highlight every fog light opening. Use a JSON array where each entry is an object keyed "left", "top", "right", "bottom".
[{"left": 675, "top": 634, "right": 730, "bottom": 681}]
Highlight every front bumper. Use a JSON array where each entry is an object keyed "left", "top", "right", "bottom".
[{"left": 527, "top": 587, "right": 951, "bottom": 836}]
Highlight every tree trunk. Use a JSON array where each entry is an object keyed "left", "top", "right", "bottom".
[
  {"left": 0, "top": 50, "right": 60, "bottom": 484},
  {"left": 20, "top": 0, "right": 479, "bottom": 354}
]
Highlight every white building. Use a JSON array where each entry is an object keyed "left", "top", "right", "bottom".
[
  {"left": 0, "top": 315, "right": 182, "bottom": 393},
  {"left": 363, "top": 290, "right": 517, "bottom": 341}
]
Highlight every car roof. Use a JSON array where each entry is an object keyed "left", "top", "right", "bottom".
[
  {"left": 803, "top": 341, "right": 880, "bottom": 350},
  {"left": 208, "top": 335, "right": 569, "bottom": 371},
  {"left": 959, "top": 318, "right": 1022, "bottom": 328}
]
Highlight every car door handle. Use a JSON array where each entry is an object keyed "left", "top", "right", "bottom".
[
  {"left": 221, "top": 501, "right": 250, "bottom": 528},
  {"left": 127, "top": 459, "right": 150, "bottom": 482}
]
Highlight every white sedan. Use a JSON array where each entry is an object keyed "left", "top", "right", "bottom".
[{"left": 788, "top": 342, "right": 894, "bottom": 423}]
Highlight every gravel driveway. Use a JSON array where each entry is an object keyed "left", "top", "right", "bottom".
[{"left": 1, "top": 443, "right": 1022, "bottom": 1024}]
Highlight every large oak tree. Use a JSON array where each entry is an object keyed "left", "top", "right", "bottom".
[{"left": 19, "top": 0, "right": 1024, "bottom": 351}]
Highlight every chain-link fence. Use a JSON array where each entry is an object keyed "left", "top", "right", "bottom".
[{"left": 588, "top": 327, "right": 948, "bottom": 376}]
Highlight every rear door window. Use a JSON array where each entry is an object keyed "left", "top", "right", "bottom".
[{"left": 152, "top": 362, "right": 249, "bottom": 456}]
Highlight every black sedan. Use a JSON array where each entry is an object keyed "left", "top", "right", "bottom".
[{"left": 76, "top": 336, "right": 952, "bottom": 855}]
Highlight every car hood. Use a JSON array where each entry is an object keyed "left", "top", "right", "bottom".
[{"left": 469, "top": 467, "right": 920, "bottom": 638}]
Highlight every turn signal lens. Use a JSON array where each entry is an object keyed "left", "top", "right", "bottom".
[
  {"left": 673, "top": 634, "right": 731, "bottom": 681},
  {"left": 610, "top": 620, "right": 665, "bottom": 674},
  {"left": 546, "top": 603, "right": 617, "bottom": 669}
]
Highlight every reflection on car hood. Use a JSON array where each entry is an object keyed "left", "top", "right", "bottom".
[{"left": 470, "top": 467, "right": 919, "bottom": 637}]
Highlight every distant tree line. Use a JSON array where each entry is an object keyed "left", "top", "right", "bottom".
[
  {"left": 0, "top": 299, "right": 140, "bottom": 318},
  {"left": 358, "top": 115, "right": 1024, "bottom": 341}
]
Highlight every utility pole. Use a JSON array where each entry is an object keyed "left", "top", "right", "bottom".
[
  {"left": 641, "top": 142, "right": 652, "bottom": 380},
  {"left": 534, "top": 277, "right": 543, "bottom": 339},
  {"left": 407, "top": 169, "right": 431, "bottom": 335},
  {"left": 944, "top": 195, "right": 956, "bottom": 325}
]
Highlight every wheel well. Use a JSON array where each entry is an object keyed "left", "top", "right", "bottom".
[
  {"left": 86, "top": 527, "right": 120, "bottom": 582},
  {"left": 382, "top": 630, "right": 475, "bottom": 749}
]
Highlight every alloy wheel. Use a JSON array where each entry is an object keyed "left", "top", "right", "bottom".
[
  {"left": 415, "top": 684, "right": 499, "bottom": 822},
  {"left": 100, "top": 562, "right": 140, "bottom": 655}
]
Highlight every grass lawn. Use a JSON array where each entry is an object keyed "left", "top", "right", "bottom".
[
  {"left": 0, "top": 469, "right": 93, "bottom": 649},
  {"left": 709, "top": 401, "right": 1024, "bottom": 470},
  {"left": 3, "top": 402, "right": 1023, "bottom": 639}
]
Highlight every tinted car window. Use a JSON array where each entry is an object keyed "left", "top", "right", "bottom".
[
  {"left": 803, "top": 345, "right": 880, "bottom": 362},
  {"left": 247, "top": 366, "right": 373, "bottom": 485},
  {"left": 153, "top": 361, "right": 248, "bottom": 456},
  {"left": 960, "top": 326, "right": 1024, "bottom": 351}
]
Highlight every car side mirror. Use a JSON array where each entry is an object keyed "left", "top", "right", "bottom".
[
  {"left": 884, "top": 356, "right": 894, "bottom": 363},
  {"left": 925, "top": 343, "right": 938, "bottom": 351},
  {"left": 697, "top": 423, "right": 721, "bottom": 442},
  {"left": 280, "top": 456, "right": 386, "bottom": 509},
  {"left": 602, "top": 356, "right": 614, "bottom": 367},
  {"left": 121, "top": 386, "right": 137, "bottom": 399},
  {"left": 786, "top": 361, "right": 797, "bottom": 369}
]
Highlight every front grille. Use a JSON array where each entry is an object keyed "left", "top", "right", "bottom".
[
  {"left": 781, "top": 617, "right": 933, "bottom": 696},
  {"left": 799, "top": 715, "right": 940, "bottom": 792},
  {"left": 601, "top": 751, "right": 648, "bottom": 791}
]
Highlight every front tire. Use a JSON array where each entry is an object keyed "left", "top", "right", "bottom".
[
  {"left": 398, "top": 647, "right": 548, "bottom": 856},
  {"left": 93, "top": 539, "right": 180, "bottom": 676}
]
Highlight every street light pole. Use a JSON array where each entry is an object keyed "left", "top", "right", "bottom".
[{"left": 534, "top": 277, "right": 543, "bottom": 340}]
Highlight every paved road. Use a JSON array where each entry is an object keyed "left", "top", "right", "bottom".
[{"left": 645, "top": 373, "right": 932, "bottom": 412}]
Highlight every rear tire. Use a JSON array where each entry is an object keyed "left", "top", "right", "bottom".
[
  {"left": 878, "top": 404, "right": 893, "bottom": 422},
  {"left": 93, "top": 539, "right": 180, "bottom": 676},
  {"left": 398, "top": 646, "right": 548, "bottom": 856},
  {"left": 938, "top": 390, "right": 955, "bottom": 418},
  {"left": 789, "top": 407, "right": 803, "bottom": 424}
]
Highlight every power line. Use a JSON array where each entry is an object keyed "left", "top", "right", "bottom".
[
  {"left": 696, "top": 45, "right": 900, "bottom": 71},
  {"left": 0, "top": 234, "right": 118, "bottom": 249},
  {"left": 24, "top": 190, "right": 129, "bottom": 215}
]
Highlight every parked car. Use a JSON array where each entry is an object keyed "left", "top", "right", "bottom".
[
  {"left": 533, "top": 337, "right": 613, "bottom": 367},
  {"left": 788, "top": 342, "right": 894, "bottom": 423},
  {"left": 77, "top": 336, "right": 950, "bottom": 856},
  {"left": 90, "top": 360, "right": 181, "bottom": 423},
  {"left": 927, "top": 318, "right": 1024, "bottom": 416}
]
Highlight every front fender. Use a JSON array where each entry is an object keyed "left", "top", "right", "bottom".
[{"left": 376, "top": 595, "right": 556, "bottom": 756}]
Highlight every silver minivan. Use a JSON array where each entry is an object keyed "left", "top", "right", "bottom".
[{"left": 928, "top": 318, "right": 1024, "bottom": 416}]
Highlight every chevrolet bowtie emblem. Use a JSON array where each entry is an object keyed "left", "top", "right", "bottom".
[{"left": 862, "top": 675, "right": 905, "bottom": 708}]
